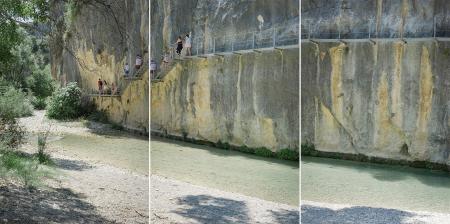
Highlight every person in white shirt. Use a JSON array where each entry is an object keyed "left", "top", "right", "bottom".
[
  {"left": 184, "top": 34, "right": 192, "bottom": 56},
  {"left": 150, "top": 59, "right": 157, "bottom": 79},
  {"left": 124, "top": 63, "right": 130, "bottom": 77},
  {"left": 135, "top": 54, "right": 143, "bottom": 70}
]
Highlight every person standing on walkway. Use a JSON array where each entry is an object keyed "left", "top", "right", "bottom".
[
  {"left": 175, "top": 36, "right": 183, "bottom": 56},
  {"left": 135, "top": 54, "right": 143, "bottom": 70},
  {"left": 97, "top": 78, "right": 103, "bottom": 95},
  {"left": 184, "top": 34, "right": 192, "bottom": 56},
  {"left": 162, "top": 52, "right": 169, "bottom": 70},
  {"left": 124, "top": 63, "right": 130, "bottom": 77},
  {"left": 150, "top": 59, "right": 157, "bottom": 79}
]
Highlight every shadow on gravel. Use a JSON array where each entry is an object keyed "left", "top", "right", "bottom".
[
  {"left": 301, "top": 204, "right": 425, "bottom": 224},
  {"left": 271, "top": 209, "right": 300, "bottom": 224},
  {"left": 0, "top": 185, "right": 113, "bottom": 223},
  {"left": 53, "top": 157, "right": 94, "bottom": 171},
  {"left": 173, "top": 194, "right": 250, "bottom": 223}
]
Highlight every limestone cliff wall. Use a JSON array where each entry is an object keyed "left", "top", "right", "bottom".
[
  {"left": 49, "top": 0, "right": 149, "bottom": 132},
  {"left": 301, "top": 40, "right": 450, "bottom": 164},
  {"left": 151, "top": 48, "right": 299, "bottom": 151},
  {"left": 151, "top": 0, "right": 299, "bottom": 60}
]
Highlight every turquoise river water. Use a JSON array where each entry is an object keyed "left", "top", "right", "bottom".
[{"left": 302, "top": 156, "right": 450, "bottom": 213}]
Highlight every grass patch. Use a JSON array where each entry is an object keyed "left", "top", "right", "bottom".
[
  {"left": 0, "top": 150, "right": 53, "bottom": 188},
  {"left": 236, "top": 145, "right": 255, "bottom": 154},
  {"left": 87, "top": 109, "right": 109, "bottom": 123},
  {"left": 111, "top": 123, "right": 124, "bottom": 131},
  {"left": 254, "top": 147, "right": 274, "bottom": 158},
  {"left": 276, "top": 148, "right": 299, "bottom": 161}
]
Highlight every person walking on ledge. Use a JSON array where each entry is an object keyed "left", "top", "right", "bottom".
[
  {"left": 175, "top": 36, "right": 183, "bottom": 56},
  {"left": 184, "top": 33, "right": 192, "bottom": 56},
  {"left": 124, "top": 62, "right": 130, "bottom": 77},
  {"left": 97, "top": 78, "right": 103, "bottom": 95},
  {"left": 135, "top": 54, "right": 143, "bottom": 71},
  {"left": 150, "top": 59, "right": 157, "bottom": 79}
]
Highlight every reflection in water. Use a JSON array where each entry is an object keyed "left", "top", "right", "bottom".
[
  {"left": 151, "top": 136, "right": 299, "bottom": 206},
  {"left": 302, "top": 156, "right": 450, "bottom": 213}
]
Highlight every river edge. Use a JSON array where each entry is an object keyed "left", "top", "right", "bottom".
[{"left": 0, "top": 110, "right": 149, "bottom": 223}]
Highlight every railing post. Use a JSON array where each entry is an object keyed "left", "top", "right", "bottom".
[
  {"left": 434, "top": 16, "right": 436, "bottom": 38},
  {"left": 213, "top": 37, "right": 216, "bottom": 53},
  {"left": 368, "top": 19, "right": 371, "bottom": 39},
  {"left": 252, "top": 31, "right": 255, "bottom": 48},
  {"left": 196, "top": 40, "right": 199, "bottom": 55},
  {"left": 308, "top": 22, "right": 311, "bottom": 39},
  {"left": 231, "top": 37, "right": 234, "bottom": 51},
  {"left": 273, "top": 26, "right": 276, "bottom": 47}
]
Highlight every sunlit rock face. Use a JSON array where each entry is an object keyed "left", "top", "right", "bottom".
[
  {"left": 151, "top": 48, "right": 299, "bottom": 151},
  {"left": 150, "top": 0, "right": 299, "bottom": 60},
  {"left": 301, "top": 0, "right": 450, "bottom": 164},
  {"left": 301, "top": 40, "right": 450, "bottom": 164},
  {"left": 49, "top": 0, "right": 149, "bottom": 133},
  {"left": 150, "top": 0, "right": 299, "bottom": 151}
]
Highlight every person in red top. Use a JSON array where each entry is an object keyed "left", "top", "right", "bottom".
[{"left": 97, "top": 78, "right": 103, "bottom": 95}]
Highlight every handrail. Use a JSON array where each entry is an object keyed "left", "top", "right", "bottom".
[{"left": 164, "top": 22, "right": 299, "bottom": 58}]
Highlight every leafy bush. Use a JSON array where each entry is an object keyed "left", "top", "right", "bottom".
[
  {"left": 31, "top": 96, "right": 47, "bottom": 110},
  {"left": 87, "top": 109, "right": 109, "bottom": 123},
  {"left": 26, "top": 67, "right": 55, "bottom": 98},
  {"left": 46, "top": 82, "right": 82, "bottom": 120},
  {"left": 0, "top": 87, "right": 33, "bottom": 120},
  {"left": 36, "top": 129, "right": 53, "bottom": 165}
]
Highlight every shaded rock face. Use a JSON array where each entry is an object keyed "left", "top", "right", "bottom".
[
  {"left": 151, "top": 48, "right": 299, "bottom": 151},
  {"left": 301, "top": 40, "right": 450, "bottom": 164},
  {"left": 302, "top": 0, "right": 450, "bottom": 38},
  {"left": 49, "top": 0, "right": 149, "bottom": 133},
  {"left": 150, "top": 0, "right": 299, "bottom": 60}
]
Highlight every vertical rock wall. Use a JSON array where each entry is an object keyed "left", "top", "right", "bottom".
[
  {"left": 151, "top": 48, "right": 299, "bottom": 151},
  {"left": 301, "top": 40, "right": 450, "bottom": 164},
  {"left": 49, "top": 0, "right": 149, "bottom": 133}
]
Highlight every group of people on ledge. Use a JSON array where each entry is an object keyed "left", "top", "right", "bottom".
[
  {"left": 97, "top": 54, "right": 144, "bottom": 95},
  {"left": 150, "top": 33, "right": 192, "bottom": 80}
]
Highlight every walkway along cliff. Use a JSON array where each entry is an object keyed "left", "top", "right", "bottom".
[
  {"left": 150, "top": 0, "right": 299, "bottom": 152},
  {"left": 49, "top": 0, "right": 149, "bottom": 134}
]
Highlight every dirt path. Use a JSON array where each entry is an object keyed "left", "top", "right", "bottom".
[{"left": 0, "top": 110, "right": 149, "bottom": 223}]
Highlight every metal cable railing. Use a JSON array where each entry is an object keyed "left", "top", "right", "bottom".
[
  {"left": 166, "top": 23, "right": 299, "bottom": 58},
  {"left": 302, "top": 16, "right": 450, "bottom": 40}
]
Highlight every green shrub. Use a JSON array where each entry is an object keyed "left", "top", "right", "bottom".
[
  {"left": 46, "top": 82, "right": 82, "bottom": 120},
  {"left": 0, "top": 87, "right": 33, "bottom": 120},
  {"left": 236, "top": 145, "right": 255, "bottom": 154},
  {"left": 276, "top": 148, "right": 299, "bottom": 161},
  {"left": 36, "top": 130, "right": 53, "bottom": 165},
  {"left": 26, "top": 67, "right": 55, "bottom": 98},
  {"left": 0, "top": 120, "right": 25, "bottom": 149},
  {"left": 87, "top": 109, "right": 109, "bottom": 123},
  {"left": 255, "top": 147, "right": 274, "bottom": 158},
  {"left": 31, "top": 96, "right": 47, "bottom": 110},
  {"left": 301, "top": 142, "right": 316, "bottom": 155},
  {"left": 111, "top": 123, "right": 124, "bottom": 131}
]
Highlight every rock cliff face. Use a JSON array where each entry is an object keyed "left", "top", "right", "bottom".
[
  {"left": 152, "top": 47, "right": 298, "bottom": 151},
  {"left": 301, "top": 40, "right": 450, "bottom": 164},
  {"left": 49, "top": 0, "right": 149, "bottom": 133},
  {"left": 301, "top": 0, "right": 450, "bottom": 165},
  {"left": 151, "top": 0, "right": 299, "bottom": 60},
  {"left": 151, "top": 0, "right": 299, "bottom": 151}
]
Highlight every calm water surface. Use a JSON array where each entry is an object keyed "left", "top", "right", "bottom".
[
  {"left": 302, "top": 156, "right": 450, "bottom": 213},
  {"left": 151, "top": 137, "right": 299, "bottom": 206}
]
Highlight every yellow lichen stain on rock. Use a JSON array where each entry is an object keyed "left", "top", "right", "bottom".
[
  {"left": 417, "top": 46, "right": 433, "bottom": 132},
  {"left": 329, "top": 43, "right": 345, "bottom": 123},
  {"left": 391, "top": 42, "right": 404, "bottom": 126},
  {"left": 373, "top": 72, "right": 405, "bottom": 153},
  {"left": 411, "top": 46, "right": 434, "bottom": 159},
  {"left": 315, "top": 102, "right": 344, "bottom": 152}
]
